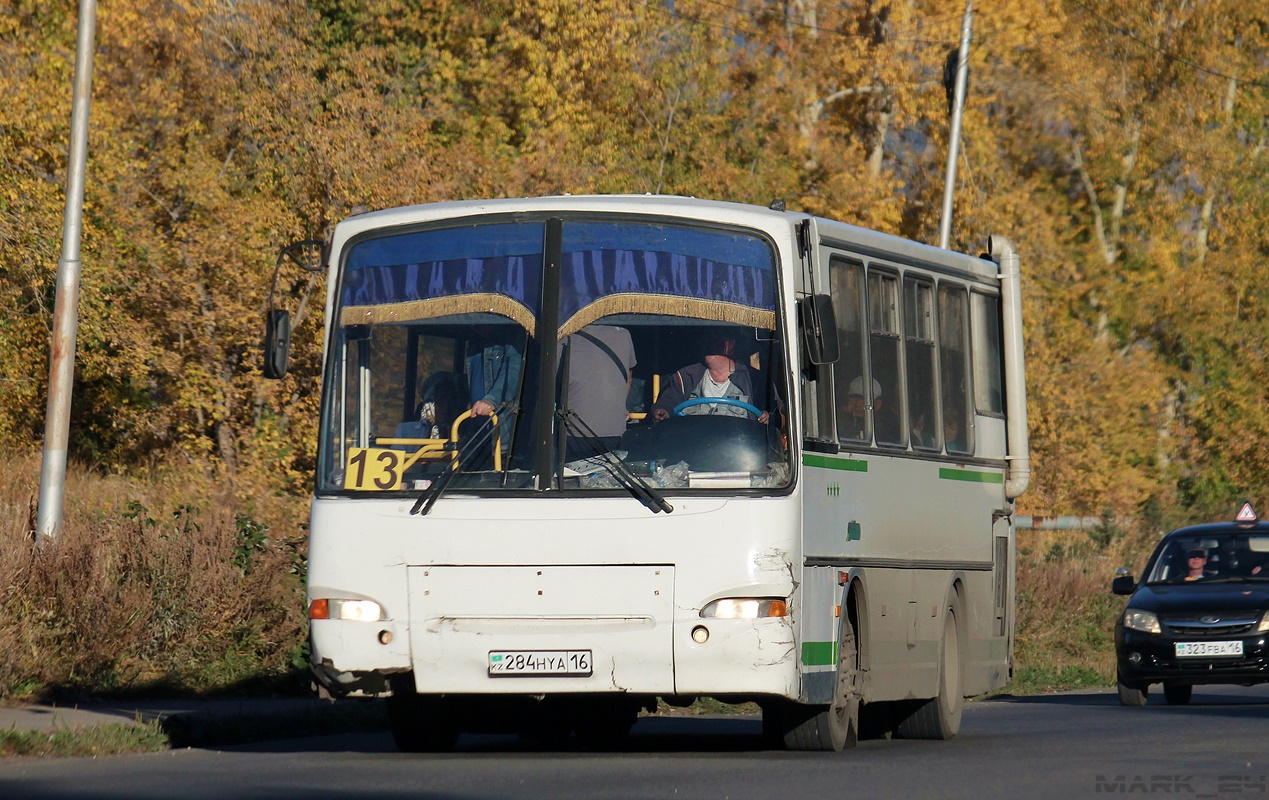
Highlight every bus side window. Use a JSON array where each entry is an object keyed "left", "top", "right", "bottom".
[
  {"left": 868, "top": 269, "right": 904, "bottom": 447},
  {"left": 971, "top": 292, "right": 1005, "bottom": 415},
  {"left": 938, "top": 283, "right": 972, "bottom": 454},
  {"left": 904, "top": 277, "right": 938, "bottom": 450},
  {"left": 831, "top": 257, "right": 868, "bottom": 443}
]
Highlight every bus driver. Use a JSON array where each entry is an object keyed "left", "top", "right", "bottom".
[{"left": 652, "top": 333, "right": 770, "bottom": 424}]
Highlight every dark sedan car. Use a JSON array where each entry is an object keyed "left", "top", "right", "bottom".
[{"left": 1112, "top": 510, "right": 1269, "bottom": 706}]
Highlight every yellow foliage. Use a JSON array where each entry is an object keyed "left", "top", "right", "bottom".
[{"left": 1, "top": 0, "right": 1268, "bottom": 522}]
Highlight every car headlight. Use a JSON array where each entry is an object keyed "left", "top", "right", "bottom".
[
  {"left": 1123, "top": 608, "right": 1161, "bottom": 634},
  {"left": 700, "top": 598, "right": 788, "bottom": 619},
  {"left": 1258, "top": 611, "right": 1269, "bottom": 634}
]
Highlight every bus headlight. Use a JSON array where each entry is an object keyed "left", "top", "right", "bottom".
[
  {"left": 1123, "top": 608, "right": 1161, "bottom": 634},
  {"left": 700, "top": 598, "right": 788, "bottom": 619},
  {"left": 309, "top": 598, "right": 385, "bottom": 622}
]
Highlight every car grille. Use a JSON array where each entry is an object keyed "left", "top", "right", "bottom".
[{"left": 1160, "top": 613, "right": 1259, "bottom": 637}]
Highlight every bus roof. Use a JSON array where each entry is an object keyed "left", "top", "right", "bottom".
[{"left": 331, "top": 194, "right": 996, "bottom": 280}]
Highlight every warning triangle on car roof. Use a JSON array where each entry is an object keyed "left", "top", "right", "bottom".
[{"left": 1235, "top": 502, "right": 1258, "bottom": 523}]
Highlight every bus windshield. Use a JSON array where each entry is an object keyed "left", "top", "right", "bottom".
[{"left": 317, "top": 215, "right": 791, "bottom": 496}]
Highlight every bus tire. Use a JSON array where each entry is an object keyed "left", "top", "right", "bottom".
[
  {"left": 902, "top": 601, "right": 963, "bottom": 740},
  {"left": 386, "top": 678, "right": 460, "bottom": 753},
  {"left": 858, "top": 701, "right": 897, "bottom": 740},
  {"left": 775, "top": 613, "right": 860, "bottom": 751},
  {"left": 572, "top": 697, "right": 638, "bottom": 750}
]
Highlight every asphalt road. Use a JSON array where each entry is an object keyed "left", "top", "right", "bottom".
[{"left": 2, "top": 685, "right": 1267, "bottom": 800}]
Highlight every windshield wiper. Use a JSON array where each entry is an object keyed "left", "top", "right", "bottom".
[
  {"left": 410, "top": 408, "right": 505, "bottom": 516},
  {"left": 558, "top": 408, "right": 673, "bottom": 514}
]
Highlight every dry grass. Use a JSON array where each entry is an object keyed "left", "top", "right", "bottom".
[
  {"left": 1011, "top": 522, "right": 1162, "bottom": 693},
  {"left": 0, "top": 447, "right": 1178, "bottom": 701},
  {"left": 0, "top": 449, "right": 309, "bottom": 701}
]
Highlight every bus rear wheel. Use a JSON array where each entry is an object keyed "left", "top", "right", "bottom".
[
  {"left": 901, "top": 602, "right": 963, "bottom": 740},
  {"left": 772, "top": 615, "right": 860, "bottom": 751},
  {"left": 386, "top": 677, "right": 461, "bottom": 753}
]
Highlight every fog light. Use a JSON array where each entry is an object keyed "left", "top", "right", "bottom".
[
  {"left": 1129, "top": 651, "right": 1142, "bottom": 665},
  {"left": 691, "top": 625, "right": 710, "bottom": 644},
  {"left": 378, "top": 630, "right": 393, "bottom": 645}
]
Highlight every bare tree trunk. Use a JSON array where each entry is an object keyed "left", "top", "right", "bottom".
[
  {"left": 869, "top": 104, "right": 892, "bottom": 177},
  {"left": 1194, "top": 77, "right": 1238, "bottom": 268},
  {"left": 1108, "top": 127, "right": 1139, "bottom": 247},
  {"left": 1071, "top": 136, "right": 1115, "bottom": 267}
]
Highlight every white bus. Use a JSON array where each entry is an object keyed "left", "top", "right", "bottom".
[{"left": 266, "top": 195, "right": 1030, "bottom": 751}]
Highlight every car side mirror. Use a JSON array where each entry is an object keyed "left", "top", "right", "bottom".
[{"left": 1111, "top": 568, "right": 1135, "bottom": 596}]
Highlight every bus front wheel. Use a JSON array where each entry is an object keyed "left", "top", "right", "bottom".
[
  {"left": 386, "top": 677, "right": 461, "bottom": 753},
  {"left": 771, "top": 614, "right": 860, "bottom": 751}
]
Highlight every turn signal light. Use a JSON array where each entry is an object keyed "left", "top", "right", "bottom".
[{"left": 309, "top": 599, "right": 330, "bottom": 620}]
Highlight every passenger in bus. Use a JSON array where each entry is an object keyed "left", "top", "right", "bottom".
[
  {"left": 943, "top": 407, "right": 966, "bottom": 452},
  {"left": 560, "top": 324, "right": 637, "bottom": 460},
  {"left": 841, "top": 376, "right": 901, "bottom": 443},
  {"left": 397, "top": 371, "right": 465, "bottom": 441},
  {"left": 466, "top": 331, "right": 524, "bottom": 459},
  {"left": 838, "top": 377, "right": 878, "bottom": 441},
  {"left": 651, "top": 333, "right": 770, "bottom": 423},
  {"left": 910, "top": 408, "right": 937, "bottom": 449}
]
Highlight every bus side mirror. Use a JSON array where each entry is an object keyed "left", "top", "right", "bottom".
[
  {"left": 263, "top": 309, "right": 291, "bottom": 379},
  {"left": 800, "top": 294, "right": 840, "bottom": 366}
]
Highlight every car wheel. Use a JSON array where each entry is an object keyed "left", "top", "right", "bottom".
[
  {"left": 1163, "top": 682, "right": 1193, "bottom": 705},
  {"left": 1117, "top": 681, "right": 1148, "bottom": 707}
]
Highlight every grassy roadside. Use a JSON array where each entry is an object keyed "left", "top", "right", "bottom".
[
  {"left": 0, "top": 447, "right": 1184, "bottom": 754},
  {"left": 0, "top": 722, "right": 169, "bottom": 757},
  {"left": 0, "top": 702, "right": 392, "bottom": 758},
  {"left": 1006, "top": 523, "right": 1164, "bottom": 696}
]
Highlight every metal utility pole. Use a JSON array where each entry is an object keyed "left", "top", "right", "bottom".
[
  {"left": 938, "top": 0, "right": 974, "bottom": 250},
  {"left": 37, "top": 0, "right": 98, "bottom": 542}
]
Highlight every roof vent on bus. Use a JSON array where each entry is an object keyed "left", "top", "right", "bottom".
[{"left": 769, "top": 199, "right": 786, "bottom": 212}]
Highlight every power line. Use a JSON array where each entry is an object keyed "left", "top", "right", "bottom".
[
  {"left": 1004, "top": 63, "right": 1257, "bottom": 180},
  {"left": 1067, "top": 0, "right": 1269, "bottom": 90},
  {"left": 692, "top": 0, "right": 968, "bottom": 41},
  {"left": 638, "top": 0, "right": 962, "bottom": 47}
]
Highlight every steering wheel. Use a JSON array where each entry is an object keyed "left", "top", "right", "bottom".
[{"left": 672, "top": 397, "right": 763, "bottom": 419}]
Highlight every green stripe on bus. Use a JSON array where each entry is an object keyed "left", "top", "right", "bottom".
[
  {"left": 802, "top": 454, "right": 868, "bottom": 472},
  {"left": 938, "top": 467, "right": 1004, "bottom": 484},
  {"left": 801, "top": 641, "right": 837, "bottom": 666}
]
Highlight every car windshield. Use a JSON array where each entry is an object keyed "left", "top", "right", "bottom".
[
  {"left": 316, "top": 215, "right": 791, "bottom": 496},
  {"left": 1145, "top": 533, "right": 1269, "bottom": 584}
]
